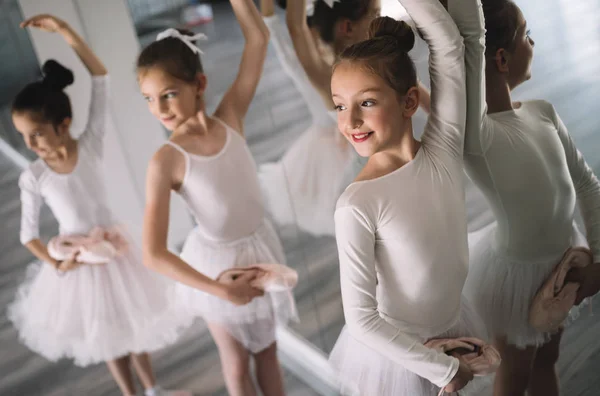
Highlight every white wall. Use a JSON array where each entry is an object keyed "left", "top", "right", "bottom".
[{"left": 19, "top": 0, "right": 193, "bottom": 247}]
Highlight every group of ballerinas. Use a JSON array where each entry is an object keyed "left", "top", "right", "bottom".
[
  {"left": 6, "top": 1, "right": 600, "bottom": 396},
  {"left": 9, "top": 1, "right": 294, "bottom": 395}
]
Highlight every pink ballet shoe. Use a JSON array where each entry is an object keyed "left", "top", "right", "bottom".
[
  {"left": 529, "top": 247, "right": 592, "bottom": 332},
  {"left": 425, "top": 337, "right": 500, "bottom": 377},
  {"left": 216, "top": 263, "right": 298, "bottom": 292},
  {"left": 47, "top": 226, "right": 129, "bottom": 265}
]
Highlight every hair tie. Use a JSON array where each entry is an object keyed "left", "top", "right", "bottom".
[{"left": 156, "top": 28, "right": 207, "bottom": 54}]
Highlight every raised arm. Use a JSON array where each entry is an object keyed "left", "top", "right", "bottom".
[
  {"left": 261, "top": 6, "right": 330, "bottom": 123},
  {"left": 400, "top": 0, "right": 465, "bottom": 157},
  {"left": 22, "top": 14, "right": 106, "bottom": 76},
  {"left": 22, "top": 15, "right": 109, "bottom": 151},
  {"left": 447, "top": 0, "right": 491, "bottom": 154},
  {"left": 335, "top": 205, "right": 460, "bottom": 387},
  {"left": 286, "top": 0, "right": 336, "bottom": 110},
  {"left": 214, "top": 0, "right": 270, "bottom": 134}
]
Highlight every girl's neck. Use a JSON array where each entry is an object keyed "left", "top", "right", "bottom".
[
  {"left": 374, "top": 123, "right": 420, "bottom": 169},
  {"left": 485, "top": 70, "right": 515, "bottom": 114}
]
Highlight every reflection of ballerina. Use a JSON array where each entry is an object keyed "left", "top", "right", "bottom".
[
  {"left": 450, "top": 0, "right": 600, "bottom": 395},
  {"left": 258, "top": 0, "right": 354, "bottom": 236}
]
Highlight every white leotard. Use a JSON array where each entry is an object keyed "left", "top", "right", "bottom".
[{"left": 334, "top": 0, "right": 468, "bottom": 386}]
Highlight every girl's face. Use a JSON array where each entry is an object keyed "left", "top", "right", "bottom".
[
  {"left": 138, "top": 66, "right": 205, "bottom": 131},
  {"left": 13, "top": 112, "right": 70, "bottom": 159},
  {"left": 331, "top": 61, "right": 414, "bottom": 157},
  {"left": 507, "top": 7, "right": 535, "bottom": 89}
]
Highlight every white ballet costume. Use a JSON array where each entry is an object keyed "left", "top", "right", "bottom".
[
  {"left": 167, "top": 118, "right": 298, "bottom": 353},
  {"left": 258, "top": 14, "right": 354, "bottom": 236},
  {"left": 8, "top": 76, "right": 191, "bottom": 367},
  {"left": 329, "top": 1, "right": 491, "bottom": 395},
  {"left": 454, "top": 0, "right": 600, "bottom": 348},
  {"left": 342, "top": 15, "right": 494, "bottom": 237}
]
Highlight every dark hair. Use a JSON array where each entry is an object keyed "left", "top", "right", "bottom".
[
  {"left": 482, "top": 0, "right": 520, "bottom": 58},
  {"left": 137, "top": 29, "right": 204, "bottom": 83},
  {"left": 12, "top": 59, "right": 74, "bottom": 126},
  {"left": 312, "top": 0, "right": 372, "bottom": 44},
  {"left": 276, "top": 0, "right": 314, "bottom": 26},
  {"left": 336, "top": 17, "right": 417, "bottom": 96}
]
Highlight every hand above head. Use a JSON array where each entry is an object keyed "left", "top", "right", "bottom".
[{"left": 21, "top": 14, "right": 67, "bottom": 33}]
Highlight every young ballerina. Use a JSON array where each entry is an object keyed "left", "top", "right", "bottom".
[
  {"left": 288, "top": 0, "right": 494, "bottom": 237},
  {"left": 328, "top": 0, "right": 491, "bottom": 394},
  {"left": 138, "top": 1, "right": 297, "bottom": 395},
  {"left": 8, "top": 14, "right": 191, "bottom": 396},
  {"left": 453, "top": 0, "right": 600, "bottom": 395},
  {"left": 258, "top": 0, "right": 354, "bottom": 236}
]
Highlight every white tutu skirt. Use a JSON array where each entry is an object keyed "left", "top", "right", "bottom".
[
  {"left": 329, "top": 298, "right": 494, "bottom": 396},
  {"left": 176, "top": 219, "right": 298, "bottom": 353},
  {"left": 259, "top": 123, "right": 354, "bottom": 236},
  {"left": 464, "top": 223, "right": 588, "bottom": 348},
  {"left": 8, "top": 227, "right": 192, "bottom": 367}
]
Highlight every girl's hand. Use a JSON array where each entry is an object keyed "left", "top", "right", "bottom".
[
  {"left": 21, "top": 14, "right": 68, "bottom": 33},
  {"left": 565, "top": 264, "right": 600, "bottom": 305},
  {"left": 223, "top": 270, "right": 264, "bottom": 305},
  {"left": 443, "top": 360, "right": 473, "bottom": 393},
  {"left": 57, "top": 253, "right": 83, "bottom": 273}
]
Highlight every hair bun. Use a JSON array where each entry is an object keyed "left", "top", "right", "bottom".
[
  {"left": 369, "top": 16, "right": 415, "bottom": 53},
  {"left": 42, "top": 60, "right": 74, "bottom": 92}
]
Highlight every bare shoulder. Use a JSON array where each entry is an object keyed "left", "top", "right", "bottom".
[
  {"left": 151, "top": 144, "right": 176, "bottom": 166},
  {"left": 147, "top": 144, "right": 181, "bottom": 178}
]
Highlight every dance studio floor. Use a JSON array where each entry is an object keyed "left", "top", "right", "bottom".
[{"left": 1, "top": 0, "right": 599, "bottom": 394}]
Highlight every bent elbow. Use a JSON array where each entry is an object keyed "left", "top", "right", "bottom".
[
  {"left": 142, "top": 248, "right": 162, "bottom": 271},
  {"left": 261, "top": 25, "right": 270, "bottom": 43},
  {"left": 249, "top": 27, "right": 270, "bottom": 51},
  {"left": 345, "top": 314, "right": 376, "bottom": 345}
]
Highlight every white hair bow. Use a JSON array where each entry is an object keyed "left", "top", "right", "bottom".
[
  {"left": 156, "top": 28, "right": 208, "bottom": 54},
  {"left": 307, "top": 0, "right": 341, "bottom": 17}
]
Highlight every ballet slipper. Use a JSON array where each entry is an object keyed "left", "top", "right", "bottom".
[
  {"left": 47, "top": 226, "right": 129, "bottom": 265},
  {"left": 529, "top": 247, "right": 592, "bottom": 332},
  {"left": 216, "top": 264, "right": 298, "bottom": 292},
  {"left": 215, "top": 268, "right": 256, "bottom": 285},
  {"left": 425, "top": 337, "right": 500, "bottom": 396}
]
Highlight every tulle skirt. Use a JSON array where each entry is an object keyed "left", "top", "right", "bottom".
[
  {"left": 176, "top": 219, "right": 298, "bottom": 353},
  {"left": 7, "top": 226, "right": 192, "bottom": 367},
  {"left": 259, "top": 123, "right": 354, "bottom": 236},
  {"left": 329, "top": 298, "right": 494, "bottom": 396},
  {"left": 464, "top": 223, "right": 588, "bottom": 348}
]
